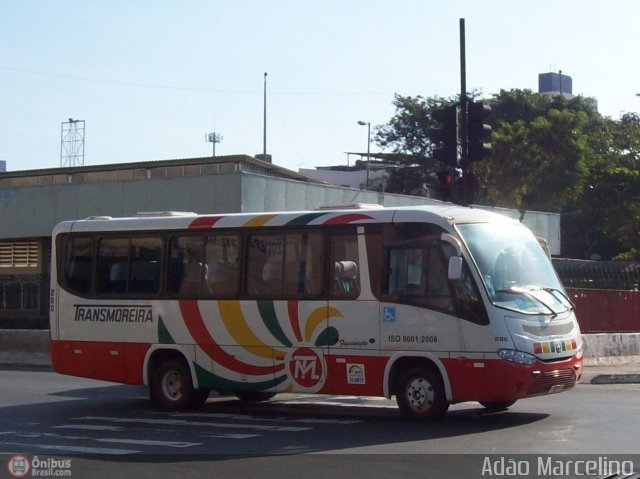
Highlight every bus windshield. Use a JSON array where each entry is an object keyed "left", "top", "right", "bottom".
[{"left": 457, "top": 222, "right": 572, "bottom": 316}]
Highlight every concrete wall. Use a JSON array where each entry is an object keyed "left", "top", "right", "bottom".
[
  {"left": 583, "top": 333, "right": 640, "bottom": 365},
  {"left": 1, "top": 330, "right": 636, "bottom": 367},
  {"left": 0, "top": 329, "right": 50, "bottom": 366},
  {"left": 239, "top": 173, "right": 436, "bottom": 213},
  {"left": 0, "top": 174, "right": 243, "bottom": 238},
  {"left": 1, "top": 164, "right": 561, "bottom": 248}
]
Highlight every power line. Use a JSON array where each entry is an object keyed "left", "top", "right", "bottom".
[{"left": 0, "top": 65, "right": 395, "bottom": 96}]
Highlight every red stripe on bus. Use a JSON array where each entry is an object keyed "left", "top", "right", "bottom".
[
  {"left": 179, "top": 299, "right": 285, "bottom": 376},
  {"left": 322, "top": 213, "right": 374, "bottom": 225},
  {"left": 189, "top": 216, "right": 224, "bottom": 229},
  {"left": 50, "top": 340, "right": 150, "bottom": 385},
  {"left": 287, "top": 300, "right": 303, "bottom": 343}
]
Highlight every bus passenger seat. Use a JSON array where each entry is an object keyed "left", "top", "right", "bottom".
[
  {"left": 208, "top": 261, "right": 237, "bottom": 296},
  {"left": 334, "top": 260, "right": 359, "bottom": 296},
  {"left": 261, "top": 261, "right": 283, "bottom": 294},
  {"left": 109, "top": 262, "right": 127, "bottom": 293}
]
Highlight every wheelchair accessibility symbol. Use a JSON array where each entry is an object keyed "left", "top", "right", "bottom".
[{"left": 383, "top": 306, "right": 396, "bottom": 322}]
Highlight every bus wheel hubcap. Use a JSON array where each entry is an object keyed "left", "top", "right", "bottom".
[
  {"left": 407, "top": 377, "right": 434, "bottom": 411},
  {"left": 162, "top": 371, "right": 183, "bottom": 400}
]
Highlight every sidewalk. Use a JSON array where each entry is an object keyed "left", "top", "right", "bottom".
[{"left": 581, "top": 364, "right": 640, "bottom": 384}]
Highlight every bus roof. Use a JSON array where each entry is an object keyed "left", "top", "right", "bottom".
[{"left": 53, "top": 204, "right": 517, "bottom": 235}]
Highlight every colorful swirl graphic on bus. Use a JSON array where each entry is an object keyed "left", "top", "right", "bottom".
[
  {"left": 155, "top": 211, "right": 370, "bottom": 393},
  {"left": 187, "top": 211, "right": 375, "bottom": 230},
  {"left": 164, "top": 299, "right": 343, "bottom": 393}
]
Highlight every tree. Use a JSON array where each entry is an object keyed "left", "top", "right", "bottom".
[
  {"left": 374, "top": 89, "right": 639, "bottom": 259},
  {"left": 375, "top": 94, "right": 457, "bottom": 196},
  {"left": 561, "top": 113, "right": 640, "bottom": 259},
  {"left": 475, "top": 90, "right": 599, "bottom": 214}
]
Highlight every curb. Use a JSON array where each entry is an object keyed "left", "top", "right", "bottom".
[{"left": 590, "top": 374, "right": 640, "bottom": 385}]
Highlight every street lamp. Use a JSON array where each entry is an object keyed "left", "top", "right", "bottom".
[{"left": 357, "top": 120, "right": 371, "bottom": 190}]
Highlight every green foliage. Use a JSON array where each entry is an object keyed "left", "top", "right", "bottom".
[
  {"left": 375, "top": 94, "right": 458, "bottom": 195},
  {"left": 375, "top": 89, "right": 639, "bottom": 259}
]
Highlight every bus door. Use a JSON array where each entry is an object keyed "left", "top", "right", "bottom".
[{"left": 325, "top": 227, "right": 381, "bottom": 395}]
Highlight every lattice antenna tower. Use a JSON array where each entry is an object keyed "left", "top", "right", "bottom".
[{"left": 60, "top": 119, "right": 85, "bottom": 167}]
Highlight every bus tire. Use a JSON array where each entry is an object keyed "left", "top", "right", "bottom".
[
  {"left": 395, "top": 366, "right": 449, "bottom": 421},
  {"left": 234, "top": 391, "right": 277, "bottom": 403},
  {"left": 150, "top": 358, "right": 202, "bottom": 410},
  {"left": 479, "top": 400, "right": 516, "bottom": 412}
]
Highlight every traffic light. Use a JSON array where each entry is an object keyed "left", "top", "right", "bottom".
[
  {"left": 436, "top": 170, "right": 455, "bottom": 201},
  {"left": 436, "top": 170, "right": 479, "bottom": 205},
  {"left": 432, "top": 105, "right": 459, "bottom": 167},
  {"left": 467, "top": 101, "right": 492, "bottom": 163}
]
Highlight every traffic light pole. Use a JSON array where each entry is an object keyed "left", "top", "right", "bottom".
[
  {"left": 459, "top": 18, "right": 469, "bottom": 206},
  {"left": 459, "top": 18, "right": 468, "bottom": 171},
  {"left": 434, "top": 19, "right": 488, "bottom": 205}
]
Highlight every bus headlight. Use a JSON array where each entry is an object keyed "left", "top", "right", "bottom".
[
  {"left": 575, "top": 341, "right": 585, "bottom": 359},
  {"left": 498, "top": 349, "right": 537, "bottom": 365}
]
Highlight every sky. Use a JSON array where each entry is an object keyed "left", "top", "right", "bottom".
[{"left": 1, "top": 0, "right": 640, "bottom": 174}]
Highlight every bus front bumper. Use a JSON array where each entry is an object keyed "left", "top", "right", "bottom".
[{"left": 481, "top": 353, "right": 583, "bottom": 403}]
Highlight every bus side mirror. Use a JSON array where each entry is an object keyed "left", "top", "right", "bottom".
[{"left": 448, "top": 256, "right": 463, "bottom": 280}]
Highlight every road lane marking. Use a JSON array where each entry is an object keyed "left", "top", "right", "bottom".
[
  {"left": 95, "top": 438, "right": 200, "bottom": 448},
  {"left": 44, "top": 431, "right": 200, "bottom": 449},
  {"left": 157, "top": 412, "right": 362, "bottom": 425},
  {"left": 0, "top": 440, "right": 137, "bottom": 455},
  {"left": 52, "top": 425, "right": 124, "bottom": 431},
  {"left": 75, "top": 416, "right": 311, "bottom": 432}
]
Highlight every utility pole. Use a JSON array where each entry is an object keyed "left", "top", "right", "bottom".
[
  {"left": 459, "top": 18, "right": 468, "bottom": 171},
  {"left": 263, "top": 72, "right": 267, "bottom": 159}
]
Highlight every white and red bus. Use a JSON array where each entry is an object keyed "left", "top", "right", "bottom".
[{"left": 50, "top": 204, "right": 583, "bottom": 421}]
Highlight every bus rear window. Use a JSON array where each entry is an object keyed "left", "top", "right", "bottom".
[{"left": 64, "top": 236, "right": 93, "bottom": 294}]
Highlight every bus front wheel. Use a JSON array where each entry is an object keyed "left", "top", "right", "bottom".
[
  {"left": 395, "top": 366, "right": 449, "bottom": 421},
  {"left": 150, "top": 358, "right": 208, "bottom": 410}
]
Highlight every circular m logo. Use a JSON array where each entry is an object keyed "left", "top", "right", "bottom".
[{"left": 287, "top": 347, "right": 325, "bottom": 391}]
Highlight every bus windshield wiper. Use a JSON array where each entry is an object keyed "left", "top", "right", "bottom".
[
  {"left": 542, "top": 287, "right": 575, "bottom": 310},
  {"left": 494, "top": 286, "right": 559, "bottom": 318}
]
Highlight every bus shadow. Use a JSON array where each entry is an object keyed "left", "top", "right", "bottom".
[{"left": 10, "top": 385, "right": 553, "bottom": 461}]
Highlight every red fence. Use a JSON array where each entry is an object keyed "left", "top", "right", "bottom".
[{"left": 567, "top": 288, "right": 640, "bottom": 333}]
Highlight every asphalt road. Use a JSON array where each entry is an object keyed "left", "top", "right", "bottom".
[{"left": 1, "top": 366, "right": 639, "bottom": 479}]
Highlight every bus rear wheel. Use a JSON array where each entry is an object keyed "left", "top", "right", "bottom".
[
  {"left": 395, "top": 366, "right": 449, "bottom": 421},
  {"left": 150, "top": 358, "right": 208, "bottom": 410}
]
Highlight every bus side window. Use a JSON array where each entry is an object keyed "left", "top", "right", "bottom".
[
  {"left": 246, "top": 232, "right": 323, "bottom": 298},
  {"left": 246, "top": 234, "right": 282, "bottom": 296},
  {"left": 386, "top": 243, "right": 455, "bottom": 314},
  {"left": 389, "top": 248, "right": 426, "bottom": 296},
  {"left": 204, "top": 234, "right": 239, "bottom": 298},
  {"left": 128, "top": 237, "right": 161, "bottom": 294},
  {"left": 451, "top": 261, "right": 489, "bottom": 325},
  {"left": 425, "top": 245, "right": 454, "bottom": 312},
  {"left": 169, "top": 236, "right": 205, "bottom": 297},
  {"left": 109, "top": 262, "right": 128, "bottom": 293},
  {"left": 97, "top": 238, "right": 128, "bottom": 295},
  {"left": 97, "top": 236, "right": 161, "bottom": 296}
]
